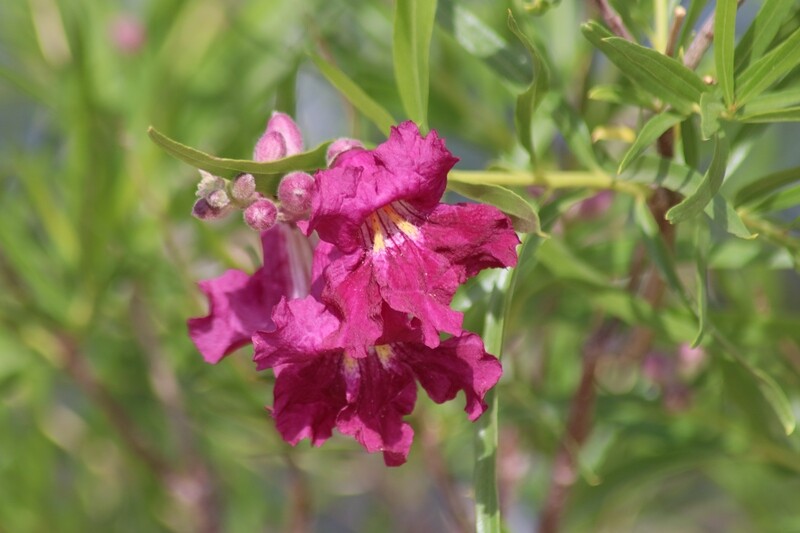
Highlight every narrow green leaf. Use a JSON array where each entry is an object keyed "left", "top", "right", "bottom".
[
  {"left": 436, "top": 0, "right": 531, "bottom": 87},
  {"left": 736, "top": 25, "right": 800, "bottom": 105},
  {"left": 618, "top": 111, "right": 683, "bottom": 173},
  {"left": 715, "top": 0, "right": 737, "bottom": 107},
  {"left": 745, "top": 86, "right": 800, "bottom": 114},
  {"left": 692, "top": 221, "right": 709, "bottom": 347},
  {"left": 699, "top": 92, "right": 726, "bottom": 140},
  {"left": 551, "top": 95, "right": 605, "bottom": 171},
  {"left": 147, "top": 127, "right": 330, "bottom": 192},
  {"left": 582, "top": 22, "right": 708, "bottom": 114},
  {"left": 738, "top": 106, "right": 800, "bottom": 123},
  {"left": 680, "top": 116, "right": 700, "bottom": 169},
  {"left": 666, "top": 134, "right": 729, "bottom": 223},
  {"left": 310, "top": 54, "right": 396, "bottom": 136},
  {"left": 747, "top": 184, "right": 800, "bottom": 214},
  {"left": 447, "top": 181, "right": 541, "bottom": 234},
  {"left": 633, "top": 199, "right": 684, "bottom": 297},
  {"left": 677, "top": 0, "right": 710, "bottom": 55},
  {"left": 753, "top": 368, "right": 797, "bottom": 435},
  {"left": 587, "top": 84, "right": 655, "bottom": 109},
  {"left": 393, "top": 0, "right": 437, "bottom": 131},
  {"left": 719, "top": 357, "right": 796, "bottom": 436},
  {"left": 538, "top": 238, "right": 610, "bottom": 288},
  {"left": 734, "top": 0, "right": 797, "bottom": 73},
  {"left": 507, "top": 11, "right": 550, "bottom": 168},
  {"left": 734, "top": 165, "right": 800, "bottom": 206},
  {"left": 620, "top": 156, "right": 753, "bottom": 239},
  {"left": 475, "top": 266, "right": 515, "bottom": 533}
]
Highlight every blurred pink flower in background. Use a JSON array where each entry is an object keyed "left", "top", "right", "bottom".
[{"left": 109, "top": 14, "right": 146, "bottom": 55}]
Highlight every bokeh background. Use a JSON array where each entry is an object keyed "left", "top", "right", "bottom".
[{"left": 2, "top": 1, "right": 800, "bottom": 532}]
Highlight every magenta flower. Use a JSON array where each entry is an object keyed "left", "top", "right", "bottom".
[
  {"left": 187, "top": 224, "right": 313, "bottom": 363},
  {"left": 252, "top": 296, "right": 502, "bottom": 466},
  {"left": 307, "top": 121, "right": 520, "bottom": 349}
]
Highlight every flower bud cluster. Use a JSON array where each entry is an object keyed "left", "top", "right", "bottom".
[{"left": 190, "top": 113, "right": 367, "bottom": 232}]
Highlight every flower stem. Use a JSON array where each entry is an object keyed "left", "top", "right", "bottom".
[{"left": 474, "top": 268, "right": 512, "bottom": 533}]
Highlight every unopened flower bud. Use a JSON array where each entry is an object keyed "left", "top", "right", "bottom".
[
  {"left": 192, "top": 198, "right": 227, "bottom": 220},
  {"left": 266, "top": 112, "right": 304, "bottom": 155},
  {"left": 206, "top": 189, "right": 230, "bottom": 209},
  {"left": 326, "top": 138, "right": 364, "bottom": 167},
  {"left": 231, "top": 173, "right": 256, "bottom": 202},
  {"left": 277, "top": 172, "right": 314, "bottom": 217},
  {"left": 253, "top": 131, "right": 287, "bottom": 162},
  {"left": 196, "top": 169, "right": 225, "bottom": 198},
  {"left": 244, "top": 199, "right": 278, "bottom": 232}
]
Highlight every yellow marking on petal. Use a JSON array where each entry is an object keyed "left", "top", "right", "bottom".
[
  {"left": 374, "top": 344, "right": 393, "bottom": 366},
  {"left": 369, "top": 213, "right": 386, "bottom": 252},
  {"left": 343, "top": 355, "right": 359, "bottom": 375},
  {"left": 383, "top": 204, "right": 420, "bottom": 239}
]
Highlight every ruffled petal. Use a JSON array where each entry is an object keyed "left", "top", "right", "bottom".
[
  {"left": 398, "top": 333, "right": 503, "bottom": 421},
  {"left": 336, "top": 354, "right": 417, "bottom": 466},
  {"left": 423, "top": 203, "right": 520, "bottom": 279},
  {"left": 270, "top": 354, "right": 346, "bottom": 446},
  {"left": 308, "top": 121, "right": 457, "bottom": 253},
  {"left": 187, "top": 225, "right": 311, "bottom": 363}
]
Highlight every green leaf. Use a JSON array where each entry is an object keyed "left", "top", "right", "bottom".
[
  {"left": 692, "top": 221, "right": 709, "bottom": 347},
  {"left": 680, "top": 116, "right": 700, "bottom": 169},
  {"left": 734, "top": 165, "right": 800, "bottom": 206},
  {"left": 551, "top": 94, "right": 605, "bottom": 171},
  {"left": 618, "top": 111, "right": 683, "bottom": 173},
  {"left": 754, "top": 368, "right": 796, "bottom": 436},
  {"left": 715, "top": 0, "right": 737, "bottom": 107},
  {"left": 699, "top": 92, "right": 726, "bottom": 139},
  {"left": 310, "top": 54, "right": 396, "bottom": 136},
  {"left": 747, "top": 184, "right": 800, "bottom": 214},
  {"left": 744, "top": 86, "right": 800, "bottom": 114},
  {"left": 147, "top": 127, "right": 330, "bottom": 193},
  {"left": 734, "top": 0, "right": 797, "bottom": 73},
  {"left": 507, "top": 11, "right": 550, "bottom": 168},
  {"left": 447, "top": 181, "right": 541, "bottom": 234},
  {"left": 581, "top": 22, "right": 708, "bottom": 114},
  {"left": 737, "top": 106, "right": 800, "bottom": 123},
  {"left": 736, "top": 25, "right": 800, "bottom": 106},
  {"left": 436, "top": 0, "right": 531, "bottom": 87},
  {"left": 666, "top": 134, "right": 729, "bottom": 223},
  {"left": 620, "top": 156, "right": 753, "bottom": 239},
  {"left": 587, "top": 84, "right": 655, "bottom": 109},
  {"left": 678, "top": 0, "right": 711, "bottom": 55},
  {"left": 393, "top": 0, "right": 437, "bottom": 131}
]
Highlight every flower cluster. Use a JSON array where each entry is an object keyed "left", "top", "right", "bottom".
[{"left": 189, "top": 115, "right": 519, "bottom": 465}]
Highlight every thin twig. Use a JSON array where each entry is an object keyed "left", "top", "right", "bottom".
[
  {"left": 538, "top": 321, "right": 614, "bottom": 533},
  {"left": 666, "top": 6, "right": 687, "bottom": 57},
  {"left": 684, "top": 0, "right": 746, "bottom": 70},
  {"left": 592, "top": 0, "right": 635, "bottom": 41}
]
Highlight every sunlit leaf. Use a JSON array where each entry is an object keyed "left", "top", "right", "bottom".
[
  {"left": 582, "top": 21, "right": 708, "bottom": 114},
  {"left": 667, "top": 134, "right": 729, "bottom": 223},
  {"left": 618, "top": 111, "right": 683, "bottom": 173},
  {"left": 734, "top": 0, "right": 797, "bottom": 73},
  {"left": 447, "top": 181, "right": 541, "bottom": 234},
  {"left": 508, "top": 10, "right": 550, "bottom": 168},
  {"left": 734, "top": 165, "right": 800, "bottom": 206},
  {"left": 715, "top": 0, "right": 737, "bottom": 107},
  {"left": 147, "top": 127, "right": 330, "bottom": 193},
  {"left": 736, "top": 25, "right": 800, "bottom": 105},
  {"left": 393, "top": 0, "right": 437, "bottom": 130}
]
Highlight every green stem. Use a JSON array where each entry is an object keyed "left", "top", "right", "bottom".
[
  {"left": 474, "top": 268, "right": 510, "bottom": 532},
  {"left": 449, "top": 169, "right": 647, "bottom": 197}
]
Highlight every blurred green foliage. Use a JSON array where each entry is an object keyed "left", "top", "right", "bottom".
[{"left": 2, "top": 0, "right": 800, "bottom": 532}]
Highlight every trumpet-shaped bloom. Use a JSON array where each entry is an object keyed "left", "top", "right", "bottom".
[
  {"left": 307, "top": 121, "right": 519, "bottom": 349},
  {"left": 188, "top": 225, "right": 313, "bottom": 363},
  {"left": 252, "top": 297, "right": 502, "bottom": 466}
]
